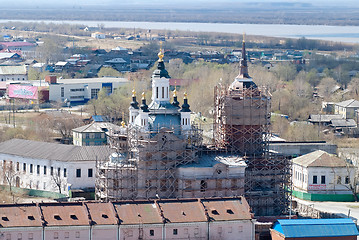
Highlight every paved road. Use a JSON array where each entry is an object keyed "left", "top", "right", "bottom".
[{"left": 294, "top": 197, "right": 359, "bottom": 221}]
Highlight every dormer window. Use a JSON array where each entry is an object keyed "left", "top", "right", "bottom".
[
  {"left": 28, "top": 216, "right": 35, "bottom": 220},
  {"left": 102, "top": 214, "right": 109, "bottom": 219},
  {"left": 70, "top": 214, "right": 78, "bottom": 220},
  {"left": 54, "top": 215, "right": 62, "bottom": 220},
  {"left": 226, "top": 209, "right": 234, "bottom": 214}
]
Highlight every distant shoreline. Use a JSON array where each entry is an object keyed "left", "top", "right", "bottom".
[{"left": 1, "top": 19, "right": 359, "bottom": 43}]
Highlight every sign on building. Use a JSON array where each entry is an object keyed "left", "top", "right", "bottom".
[{"left": 8, "top": 85, "right": 38, "bottom": 99}]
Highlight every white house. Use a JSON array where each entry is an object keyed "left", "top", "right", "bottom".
[
  {"left": 335, "top": 99, "right": 359, "bottom": 119},
  {"left": 91, "top": 32, "right": 106, "bottom": 39},
  {"left": 0, "top": 139, "right": 113, "bottom": 196},
  {"left": 292, "top": 150, "right": 355, "bottom": 199}
]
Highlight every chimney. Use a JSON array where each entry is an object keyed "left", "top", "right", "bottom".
[{"left": 45, "top": 75, "right": 57, "bottom": 84}]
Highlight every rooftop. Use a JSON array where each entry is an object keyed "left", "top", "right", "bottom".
[
  {"left": 72, "top": 122, "right": 122, "bottom": 133},
  {"left": 336, "top": 99, "right": 359, "bottom": 108},
  {"left": 0, "top": 197, "right": 253, "bottom": 227},
  {"left": 0, "top": 65, "right": 26, "bottom": 75},
  {"left": 0, "top": 139, "right": 114, "bottom": 162},
  {"left": 292, "top": 150, "right": 350, "bottom": 168},
  {"left": 272, "top": 218, "right": 359, "bottom": 238},
  {"left": 180, "top": 154, "right": 246, "bottom": 168}
]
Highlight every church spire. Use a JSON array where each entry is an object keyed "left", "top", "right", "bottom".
[{"left": 238, "top": 34, "right": 250, "bottom": 79}]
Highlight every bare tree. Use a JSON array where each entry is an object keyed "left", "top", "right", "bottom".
[
  {"left": 51, "top": 168, "right": 65, "bottom": 194},
  {"left": 1, "top": 160, "right": 19, "bottom": 203}
]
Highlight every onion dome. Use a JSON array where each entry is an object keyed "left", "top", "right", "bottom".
[
  {"left": 171, "top": 89, "right": 180, "bottom": 108},
  {"left": 130, "top": 89, "right": 139, "bottom": 109},
  {"left": 152, "top": 46, "right": 171, "bottom": 78},
  {"left": 180, "top": 92, "right": 191, "bottom": 112},
  {"left": 140, "top": 92, "right": 149, "bottom": 112}
]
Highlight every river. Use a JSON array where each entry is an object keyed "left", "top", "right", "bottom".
[{"left": 1, "top": 19, "right": 359, "bottom": 43}]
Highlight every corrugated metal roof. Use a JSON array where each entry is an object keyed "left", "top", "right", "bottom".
[
  {"left": 72, "top": 122, "right": 121, "bottom": 133},
  {"left": 0, "top": 139, "right": 113, "bottom": 162},
  {"left": 292, "top": 150, "right": 350, "bottom": 168},
  {"left": 308, "top": 114, "right": 343, "bottom": 123},
  {"left": 272, "top": 218, "right": 359, "bottom": 238},
  {"left": 336, "top": 99, "right": 359, "bottom": 108},
  {"left": 91, "top": 115, "right": 109, "bottom": 122},
  {"left": 0, "top": 65, "right": 26, "bottom": 75},
  {"left": 331, "top": 119, "right": 357, "bottom": 128}
]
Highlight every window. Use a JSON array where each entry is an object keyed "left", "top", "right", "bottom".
[
  {"left": 162, "top": 87, "right": 164, "bottom": 98},
  {"left": 238, "top": 226, "right": 243, "bottom": 232},
  {"left": 200, "top": 180, "right": 207, "bottom": 192},
  {"left": 64, "top": 232, "right": 69, "bottom": 239},
  {"left": 313, "top": 175, "right": 317, "bottom": 184},
  {"left": 156, "top": 87, "right": 159, "bottom": 98},
  {"left": 337, "top": 176, "right": 342, "bottom": 184},
  {"left": 54, "top": 232, "right": 58, "bottom": 239},
  {"left": 64, "top": 168, "right": 67, "bottom": 177},
  {"left": 44, "top": 166, "right": 47, "bottom": 175},
  {"left": 91, "top": 88, "right": 100, "bottom": 99},
  {"left": 88, "top": 168, "right": 93, "bottom": 178},
  {"left": 30, "top": 164, "right": 33, "bottom": 173},
  {"left": 43, "top": 182, "right": 46, "bottom": 190},
  {"left": 194, "top": 228, "right": 199, "bottom": 235},
  {"left": 173, "top": 229, "right": 178, "bottom": 235},
  {"left": 75, "top": 232, "right": 80, "bottom": 239},
  {"left": 228, "top": 226, "right": 233, "bottom": 233},
  {"left": 85, "top": 133, "right": 90, "bottom": 139},
  {"left": 218, "top": 227, "right": 222, "bottom": 234},
  {"left": 61, "top": 87, "right": 64, "bottom": 98},
  {"left": 95, "top": 133, "right": 101, "bottom": 138},
  {"left": 37, "top": 165, "right": 40, "bottom": 175},
  {"left": 23, "top": 163, "right": 26, "bottom": 172},
  {"left": 76, "top": 169, "right": 81, "bottom": 178},
  {"left": 51, "top": 167, "right": 53, "bottom": 176},
  {"left": 58, "top": 168, "right": 61, "bottom": 176},
  {"left": 149, "top": 230, "right": 154, "bottom": 236},
  {"left": 17, "top": 233, "right": 22, "bottom": 240},
  {"left": 184, "top": 228, "right": 188, "bottom": 235},
  {"left": 6, "top": 234, "right": 10, "bottom": 240},
  {"left": 28, "top": 233, "right": 33, "bottom": 240},
  {"left": 346, "top": 176, "right": 350, "bottom": 184},
  {"left": 16, "top": 162, "right": 19, "bottom": 172},
  {"left": 321, "top": 175, "right": 326, "bottom": 184},
  {"left": 127, "top": 230, "right": 133, "bottom": 237}
]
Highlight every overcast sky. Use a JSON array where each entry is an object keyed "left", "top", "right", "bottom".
[{"left": 1, "top": 0, "right": 357, "bottom": 8}]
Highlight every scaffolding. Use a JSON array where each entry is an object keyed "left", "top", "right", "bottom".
[
  {"left": 214, "top": 83, "right": 291, "bottom": 216},
  {"left": 96, "top": 124, "right": 203, "bottom": 201}
]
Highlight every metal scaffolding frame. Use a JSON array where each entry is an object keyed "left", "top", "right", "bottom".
[
  {"left": 96, "top": 125, "right": 203, "bottom": 201},
  {"left": 214, "top": 83, "right": 291, "bottom": 216}
]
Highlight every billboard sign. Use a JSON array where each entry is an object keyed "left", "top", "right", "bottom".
[{"left": 8, "top": 85, "right": 38, "bottom": 100}]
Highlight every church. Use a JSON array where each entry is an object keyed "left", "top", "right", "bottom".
[{"left": 96, "top": 41, "right": 289, "bottom": 216}]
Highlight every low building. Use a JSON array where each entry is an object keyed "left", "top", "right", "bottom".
[
  {"left": 45, "top": 76, "right": 128, "bottom": 104},
  {"left": 0, "top": 65, "right": 27, "bottom": 81},
  {"left": 308, "top": 114, "right": 343, "bottom": 126},
  {"left": 91, "top": 32, "right": 106, "bottom": 39},
  {"left": 270, "top": 218, "right": 359, "bottom": 240},
  {"left": 0, "top": 41, "right": 36, "bottom": 57},
  {"left": 292, "top": 150, "right": 356, "bottom": 201},
  {"left": 335, "top": 99, "right": 359, "bottom": 119},
  {"left": 0, "top": 197, "right": 255, "bottom": 240},
  {"left": 72, "top": 122, "right": 122, "bottom": 146},
  {"left": 0, "top": 139, "right": 113, "bottom": 197}
]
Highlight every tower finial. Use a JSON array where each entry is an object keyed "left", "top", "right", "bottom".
[
  {"left": 237, "top": 36, "right": 250, "bottom": 79},
  {"left": 132, "top": 89, "right": 136, "bottom": 97},
  {"left": 173, "top": 80, "right": 177, "bottom": 97},
  {"left": 142, "top": 92, "right": 146, "bottom": 99},
  {"left": 243, "top": 32, "right": 245, "bottom": 43},
  {"left": 158, "top": 41, "right": 164, "bottom": 62},
  {"left": 184, "top": 92, "right": 187, "bottom": 99}
]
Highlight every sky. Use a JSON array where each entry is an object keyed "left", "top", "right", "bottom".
[{"left": 1, "top": 0, "right": 357, "bottom": 8}]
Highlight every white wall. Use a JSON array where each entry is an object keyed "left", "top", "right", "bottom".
[
  {"left": 292, "top": 163, "right": 355, "bottom": 194},
  {"left": 0, "top": 153, "right": 96, "bottom": 195}
]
